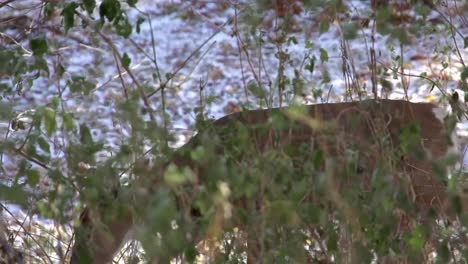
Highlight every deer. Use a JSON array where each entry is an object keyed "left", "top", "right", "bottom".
[{"left": 70, "top": 99, "right": 464, "bottom": 263}]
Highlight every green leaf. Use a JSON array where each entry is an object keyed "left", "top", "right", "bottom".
[
  {"left": 461, "top": 67, "right": 468, "bottom": 81},
  {"left": 30, "top": 37, "right": 48, "bottom": 56},
  {"left": 79, "top": 124, "right": 94, "bottom": 145},
  {"left": 327, "top": 230, "right": 338, "bottom": 251},
  {"left": 82, "top": 0, "right": 96, "bottom": 14},
  {"left": 37, "top": 136, "right": 51, "bottom": 154},
  {"left": 127, "top": 0, "right": 138, "bottom": 7},
  {"left": 0, "top": 101, "right": 14, "bottom": 119},
  {"left": 33, "top": 57, "right": 50, "bottom": 76},
  {"left": 0, "top": 185, "right": 28, "bottom": 207},
  {"left": 319, "top": 48, "right": 328, "bottom": 63},
  {"left": 305, "top": 56, "right": 315, "bottom": 73},
  {"left": 391, "top": 28, "right": 410, "bottom": 45},
  {"left": 399, "top": 122, "right": 421, "bottom": 155},
  {"left": 313, "top": 149, "right": 325, "bottom": 168},
  {"left": 437, "top": 240, "right": 450, "bottom": 262},
  {"left": 0, "top": 83, "right": 10, "bottom": 96},
  {"left": 43, "top": 2, "right": 56, "bottom": 18},
  {"left": 27, "top": 169, "right": 40, "bottom": 186},
  {"left": 48, "top": 169, "right": 64, "bottom": 182},
  {"left": 63, "top": 112, "right": 75, "bottom": 131},
  {"left": 461, "top": 81, "right": 468, "bottom": 94},
  {"left": 115, "top": 16, "right": 132, "bottom": 38},
  {"left": 406, "top": 226, "right": 426, "bottom": 252},
  {"left": 44, "top": 107, "right": 57, "bottom": 136},
  {"left": 164, "top": 164, "right": 195, "bottom": 185},
  {"left": 322, "top": 69, "right": 331, "bottom": 83},
  {"left": 32, "top": 108, "right": 43, "bottom": 128},
  {"left": 0, "top": 49, "right": 27, "bottom": 79},
  {"left": 343, "top": 23, "right": 358, "bottom": 40},
  {"left": 61, "top": 2, "right": 79, "bottom": 32},
  {"left": 100, "top": 0, "right": 121, "bottom": 22},
  {"left": 122, "top": 53, "right": 131, "bottom": 68},
  {"left": 136, "top": 16, "right": 144, "bottom": 33},
  {"left": 51, "top": 96, "right": 60, "bottom": 110},
  {"left": 451, "top": 195, "right": 463, "bottom": 214},
  {"left": 247, "top": 83, "right": 267, "bottom": 99},
  {"left": 68, "top": 75, "right": 95, "bottom": 95},
  {"left": 379, "top": 78, "right": 393, "bottom": 92},
  {"left": 184, "top": 245, "right": 198, "bottom": 263},
  {"left": 287, "top": 36, "right": 298, "bottom": 45}
]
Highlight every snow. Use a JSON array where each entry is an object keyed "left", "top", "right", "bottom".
[{"left": 0, "top": 0, "right": 467, "bottom": 262}]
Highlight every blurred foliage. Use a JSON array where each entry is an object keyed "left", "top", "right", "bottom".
[{"left": 0, "top": 0, "right": 467, "bottom": 263}]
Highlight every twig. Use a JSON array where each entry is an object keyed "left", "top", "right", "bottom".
[
  {"left": 112, "top": 50, "right": 129, "bottom": 99},
  {"left": 0, "top": 0, "right": 15, "bottom": 9},
  {"left": 0, "top": 203, "right": 53, "bottom": 263},
  {"left": 379, "top": 61, "right": 446, "bottom": 96},
  {"left": 12, "top": 148, "right": 49, "bottom": 170},
  {"left": 0, "top": 215, "right": 23, "bottom": 264},
  {"left": 74, "top": 11, "right": 157, "bottom": 123},
  {"left": 147, "top": 13, "right": 162, "bottom": 84},
  {"left": 399, "top": 43, "right": 411, "bottom": 102},
  {"left": 148, "top": 16, "right": 234, "bottom": 98},
  {"left": 234, "top": 4, "right": 249, "bottom": 103}
]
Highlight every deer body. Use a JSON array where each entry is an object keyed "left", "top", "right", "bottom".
[{"left": 71, "top": 99, "right": 457, "bottom": 263}]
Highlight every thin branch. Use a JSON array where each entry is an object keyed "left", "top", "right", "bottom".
[
  {"left": 0, "top": 0, "right": 16, "bottom": 9},
  {"left": 0, "top": 203, "right": 52, "bottom": 263},
  {"left": 13, "top": 148, "right": 49, "bottom": 170},
  {"left": 147, "top": 16, "right": 234, "bottom": 98},
  {"left": 74, "top": 11, "right": 157, "bottom": 123},
  {"left": 147, "top": 13, "right": 162, "bottom": 84}
]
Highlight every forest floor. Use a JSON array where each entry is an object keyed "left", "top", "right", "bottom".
[{"left": 1, "top": 0, "right": 468, "bottom": 263}]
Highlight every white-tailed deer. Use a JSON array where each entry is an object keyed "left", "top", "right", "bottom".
[{"left": 71, "top": 99, "right": 461, "bottom": 263}]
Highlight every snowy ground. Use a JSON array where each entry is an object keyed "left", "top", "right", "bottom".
[{"left": 1, "top": 0, "right": 468, "bottom": 262}]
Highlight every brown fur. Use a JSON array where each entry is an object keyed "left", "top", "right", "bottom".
[{"left": 71, "top": 99, "right": 456, "bottom": 263}]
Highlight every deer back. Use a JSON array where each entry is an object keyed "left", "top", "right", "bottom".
[
  {"left": 174, "top": 99, "right": 451, "bottom": 208},
  {"left": 71, "top": 99, "right": 456, "bottom": 263}
]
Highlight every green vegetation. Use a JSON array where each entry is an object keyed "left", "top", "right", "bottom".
[{"left": 0, "top": 0, "right": 467, "bottom": 263}]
